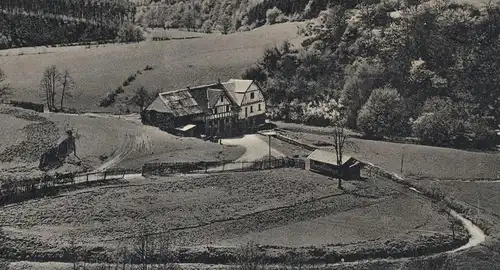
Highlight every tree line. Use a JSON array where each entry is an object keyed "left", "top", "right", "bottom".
[
  {"left": 0, "top": 12, "right": 119, "bottom": 49},
  {"left": 0, "top": 0, "right": 136, "bottom": 25},
  {"left": 244, "top": 0, "right": 500, "bottom": 149},
  {"left": 140, "top": 0, "right": 353, "bottom": 33}
]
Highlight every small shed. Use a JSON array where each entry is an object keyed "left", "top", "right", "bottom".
[
  {"left": 305, "top": 149, "right": 362, "bottom": 180},
  {"left": 174, "top": 124, "right": 197, "bottom": 137}
]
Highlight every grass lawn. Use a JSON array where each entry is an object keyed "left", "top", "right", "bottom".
[{"left": 0, "top": 23, "right": 303, "bottom": 112}]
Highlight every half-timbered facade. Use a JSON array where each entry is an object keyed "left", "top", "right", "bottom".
[{"left": 141, "top": 79, "right": 266, "bottom": 137}]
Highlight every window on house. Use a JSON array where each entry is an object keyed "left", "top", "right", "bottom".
[
  {"left": 214, "top": 107, "right": 217, "bottom": 114},
  {"left": 220, "top": 96, "right": 224, "bottom": 102},
  {"left": 258, "top": 104, "right": 262, "bottom": 111},
  {"left": 250, "top": 106, "right": 254, "bottom": 113},
  {"left": 226, "top": 105, "right": 230, "bottom": 112},
  {"left": 250, "top": 92, "right": 255, "bottom": 99}
]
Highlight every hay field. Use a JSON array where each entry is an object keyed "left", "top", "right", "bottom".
[
  {"left": 0, "top": 23, "right": 303, "bottom": 112},
  {"left": 0, "top": 169, "right": 454, "bottom": 262}
]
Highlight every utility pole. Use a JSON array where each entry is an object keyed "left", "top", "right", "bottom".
[
  {"left": 269, "top": 135, "right": 272, "bottom": 168},
  {"left": 400, "top": 147, "right": 405, "bottom": 174},
  {"left": 262, "top": 131, "right": 277, "bottom": 168}
]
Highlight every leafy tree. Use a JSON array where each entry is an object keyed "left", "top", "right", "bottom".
[
  {"left": 241, "top": 64, "right": 267, "bottom": 83},
  {"left": 131, "top": 86, "right": 157, "bottom": 113},
  {"left": 116, "top": 23, "right": 144, "bottom": 43},
  {"left": 219, "top": 14, "right": 231, "bottom": 35},
  {"left": 340, "top": 57, "right": 385, "bottom": 128},
  {"left": 266, "top": 7, "right": 284, "bottom": 25},
  {"left": 413, "top": 97, "right": 496, "bottom": 149},
  {"left": 357, "top": 87, "right": 405, "bottom": 138}
]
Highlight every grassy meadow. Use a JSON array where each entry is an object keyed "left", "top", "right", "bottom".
[{"left": 0, "top": 23, "right": 303, "bottom": 112}]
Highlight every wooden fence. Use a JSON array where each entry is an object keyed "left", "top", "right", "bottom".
[
  {"left": 0, "top": 168, "right": 138, "bottom": 206},
  {"left": 0, "top": 158, "right": 306, "bottom": 205},
  {"left": 142, "top": 157, "right": 306, "bottom": 177},
  {"left": 274, "top": 131, "right": 319, "bottom": 151}
]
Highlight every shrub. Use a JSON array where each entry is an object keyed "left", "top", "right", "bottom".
[
  {"left": 266, "top": 7, "right": 284, "bottom": 25},
  {"left": 357, "top": 87, "right": 405, "bottom": 138},
  {"left": 241, "top": 64, "right": 267, "bottom": 83},
  {"left": 116, "top": 86, "right": 124, "bottom": 94},
  {"left": 413, "top": 99, "right": 497, "bottom": 149},
  {"left": 116, "top": 23, "right": 145, "bottom": 43},
  {"left": 144, "top": 65, "right": 154, "bottom": 71},
  {"left": 99, "top": 91, "right": 117, "bottom": 107},
  {"left": 201, "top": 19, "right": 213, "bottom": 33}
]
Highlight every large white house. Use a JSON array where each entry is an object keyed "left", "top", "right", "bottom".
[{"left": 142, "top": 79, "right": 266, "bottom": 137}]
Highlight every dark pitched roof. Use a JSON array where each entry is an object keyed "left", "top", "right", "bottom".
[
  {"left": 207, "top": 89, "right": 223, "bottom": 108},
  {"left": 146, "top": 79, "right": 257, "bottom": 116}
]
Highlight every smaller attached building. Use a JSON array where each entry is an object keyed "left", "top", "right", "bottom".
[{"left": 305, "top": 149, "right": 362, "bottom": 180}]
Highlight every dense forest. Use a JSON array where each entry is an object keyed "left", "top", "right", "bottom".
[
  {"left": 243, "top": 0, "right": 500, "bottom": 149},
  {"left": 139, "top": 0, "right": 347, "bottom": 32},
  {"left": 0, "top": 0, "right": 137, "bottom": 48}
]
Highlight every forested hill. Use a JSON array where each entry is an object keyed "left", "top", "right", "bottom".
[
  {"left": 0, "top": 0, "right": 137, "bottom": 49},
  {"left": 243, "top": 0, "right": 500, "bottom": 150},
  {"left": 138, "top": 0, "right": 336, "bottom": 32}
]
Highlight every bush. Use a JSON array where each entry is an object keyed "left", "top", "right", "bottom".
[
  {"left": 266, "top": 7, "right": 284, "bottom": 25},
  {"left": 241, "top": 64, "right": 267, "bottom": 83},
  {"left": 201, "top": 19, "right": 213, "bottom": 33},
  {"left": 144, "top": 65, "right": 154, "bottom": 71},
  {"left": 116, "top": 23, "right": 145, "bottom": 43},
  {"left": 413, "top": 99, "right": 497, "bottom": 149},
  {"left": 357, "top": 87, "right": 405, "bottom": 138},
  {"left": 99, "top": 91, "right": 117, "bottom": 107},
  {"left": 116, "top": 86, "right": 124, "bottom": 94}
]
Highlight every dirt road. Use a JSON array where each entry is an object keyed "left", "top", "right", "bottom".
[
  {"left": 208, "top": 135, "right": 285, "bottom": 172},
  {"left": 221, "top": 134, "right": 285, "bottom": 162}
]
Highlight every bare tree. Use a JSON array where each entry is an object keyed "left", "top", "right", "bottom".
[
  {"left": 40, "top": 65, "right": 60, "bottom": 111},
  {"left": 331, "top": 104, "right": 352, "bottom": 189},
  {"left": 59, "top": 69, "right": 75, "bottom": 111}
]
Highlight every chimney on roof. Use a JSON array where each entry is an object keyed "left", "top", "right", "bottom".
[{"left": 218, "top": 78, "right": 221, "bottom": 84}]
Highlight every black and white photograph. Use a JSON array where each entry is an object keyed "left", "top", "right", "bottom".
[{"left": 0, "top": 0, "right": 499, "bottom": 269}]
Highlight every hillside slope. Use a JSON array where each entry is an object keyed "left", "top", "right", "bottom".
[{"left": 0, "top": 22, "right": 303, "bottom": 112}]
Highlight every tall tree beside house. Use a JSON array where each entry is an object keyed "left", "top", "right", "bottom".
[{"left": 131, "top": 86, "right": 153, "bottom": 113}]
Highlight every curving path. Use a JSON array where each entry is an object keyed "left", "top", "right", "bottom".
[{"left": 209, "top": 134, "right": 285, "bottom": 172}]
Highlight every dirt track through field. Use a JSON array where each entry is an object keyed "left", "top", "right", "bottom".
[{"left": 387, "top": 169, "right": 487, "bottom": 254}]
